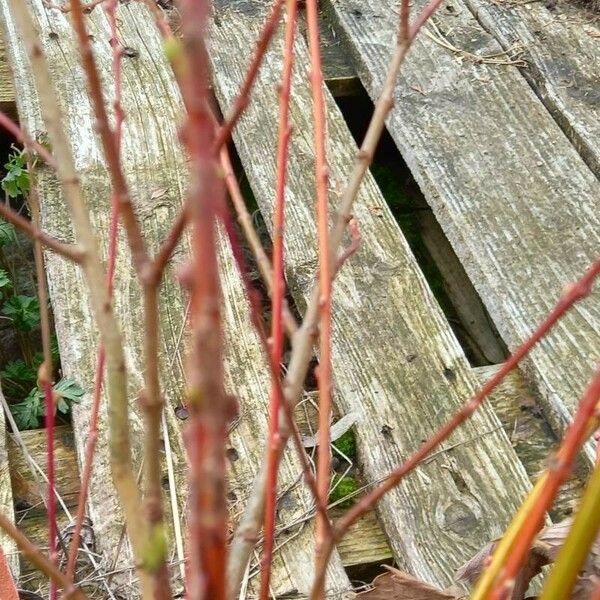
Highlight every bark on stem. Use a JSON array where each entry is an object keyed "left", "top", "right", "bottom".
[
  {"left": 7, "top": 1, "right": 152, "bottom": 594},
  {"left": 228, "top": 0, "right": 445, "bottom": 593},
  {"left": 260, "top": 1, "right": 298, "bottom": 596}
]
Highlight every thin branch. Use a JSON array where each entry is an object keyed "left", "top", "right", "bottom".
[
  {"left": 68, "top": 0, "right": 149, "bottom": 276},
  {"left": 310, "top": 257, "right": 600, "bottom": 597},
  {"left": 28, "top": 161, "right": 58, "bottom": 600},
  {"left": 227, "top": 0, "right": 475, "bottom": 591},
  {"left": 211, "top": 0, "right": 286, "bottom": 153},
  {"left": 305, "top": 3, "right": 333, "bottom": 584},
  {"left": 177, "top": 0, "right": 229, "bottom": 596},
  {"left": 68, "top": 2, "right": 172, "bottom": 593},
  {"left": 481, "top": 364, "right": 600, "bottom": 599},
  {"left": 220, "top": 145, "right": 298, "bottom": 338},
  {"left": 260, "top": 1, "right": 298, "bottom": 596},
  {"left": 7, "top": 1, "right": 151, "bottom": 594},
  {"left": 0, "top": 111, "right": 57, "bottom": 169},
  {"left": 0, "top": 201, "right": 84, "bottom": 263},
  {"left": 0, "top": 514, "right": 87, "bottom": 600}
]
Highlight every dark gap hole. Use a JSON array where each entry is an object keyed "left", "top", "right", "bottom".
[{"left": 333, "top": 84, "right": 508, "bottom": 366}]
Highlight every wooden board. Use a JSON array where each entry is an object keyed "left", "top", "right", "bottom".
[
  {"left": 0, "top": 393, "right": 17, "bottom": 581},
  {"left": 209, "top": 1, "right": 535, "bottom": 587},
  {"left": 325, "top": 0, "right": 600, "bottom": 466},
  {"left": 0, "top": 35, "right": 16, "bottom": 120},
  {"left": 464, "top": 0, "right": 600, "bottom": 175},
  {"left": 0, "top": 1, "right": 348, "bottom": 597}
]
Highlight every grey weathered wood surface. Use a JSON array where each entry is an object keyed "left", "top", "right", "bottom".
[
  {"left": 465, "top": 0, "right": 600, "bottom": 175},
  {"left": 0, "top": 388, "right": 17, "bottom": 581},
  {"left": 209, "top": 1, "right": 536, "bottom": 587},
  {"left": 0, "top": 34, "right": 16, "bottom": 120},
  {"left": 325, "top": 0, "right": 600, "bottom": 465},
  {"left": 0, "top": 2, "right": 348, "bottom": 597},
  {"left": 474, "top": 366, "right": 582, "bottom": 521}
]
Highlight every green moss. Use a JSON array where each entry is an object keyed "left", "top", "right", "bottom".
[
  {"left": 329, "top": 474, "right": 358, "bottom": 508},
  {"left": 332, "top": 429, "right": 357, "bottom": 460}
]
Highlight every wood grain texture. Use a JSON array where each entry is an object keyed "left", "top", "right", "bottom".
[
  {"left": 325, "top": 0, "right": 600, "bottom": 466},
  {"left": 0, "top": 2, "right": 348, "bottom": 596},
  {"left": 0, "top": 35, "right": 16, "bottom": 120},
  {"left": 465, "top": 0, "right": 600, "bottom": 175},
  {"left": 209, "top": 1, "right": 534, "bottom": 587},
  {"left": 474, "top": 366, "right": 582, "bottom": 522},
  {"left": 0, "top": 399, "right": 17, "bottom": 581}
]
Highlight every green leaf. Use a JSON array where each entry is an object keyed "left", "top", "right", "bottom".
[
  {"left": 10, "top": 388, "right": 44, "bottom": 430},
  {"left": 53, "top": 378, "right": 84, "bottom": 404},
  {"left": 0, "top": 269, "right": 11, "bottom": 293},
  {"left": 1, "top": 359, "right": 37, "bottom": 385},
  {"left": 1, "top": 148, "right": 30, "bottom": 199},
  {"left": 0, "top": 219, "right": 16, "bottom": 247},
  {"left": 1, "top": 295, "right": 40, "bottom": 331}
]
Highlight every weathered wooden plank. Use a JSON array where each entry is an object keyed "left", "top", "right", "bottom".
[
  {"left": 415, "top": 210, "right": 506, "bottom": 365},
  {"left": 0, "top": 391, "right": 17, "bottom": 581},
  {"left": 474, "top": 366, "right": 583, "bottom": 521},
  {"left": 0, "top": 1, "right": 349, "bottom": 596},
  {"left": 9, "top": 426, "right": 80, "bottom": 518},
  {"left": 0, "top": 35, "right": 16, "bottom": 120},
  {"left": 325, "top": 0, "right": 600, "bottom": 465},
  {"left": 209, "top": 2, "right": 534, "bottom": 587},
  {"left": 465, "top": 0, "right": 600, "bottom": 175}
]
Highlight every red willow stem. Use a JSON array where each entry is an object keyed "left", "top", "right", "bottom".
[
  {"left": 146, "top": 0, "right": 286, "bottom": 272},
  {"left": 211, "top": 0, "right": 285, "bottom": 153},
  {"left": 260, "top": 1, "right": 298, "bottom": 596},
  {"left": 218, "top": 194, "right": 331, "bottom": 531},
  {"left": 488, "top": 365, "right": 600, "bottom": 599},
  {"left": 177, "top": 0, "right": 229, "bottom": 597},
  {"left": 0, "top": 200, "right": 83, "bottom": 263},
  {"left": 65, "top": 0, "right": 123, "bottom": 579},
  {"left": 309, "top": 257, "right": 600, "bottom": 596},
  {"left": 28, "top": 164, "right": 58, "bottom": 600},
  {"left": 305, "top": 0, "right": 332, "bottom": 577},
  {"left": 0, "top": 111, "right": 57, "bottom": 168},
  {"left": 0, "top": 514, "right": 87, "bottom": 600}
]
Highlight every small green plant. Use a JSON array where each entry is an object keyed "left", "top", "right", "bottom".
[
  {"left": 0, "top": 359, "right": 37, "bottom": 397},
  {"left": 10, "top": 377, "right": 84, "bottom": 430},
  {"left": 0, "top": 269, "right": 11, "bottom": 295},
  {"left": 329, "top": 474, "right": 358, "bottom": 509},
  {"left": 1, "top": 147, "right": 30, "bottom": 199},
  {"left": 1, "top": 295, "right": 41, "bottom": 331},
  {"left": 332, "top": 429, "right": 357, "bottom": 459},
  {"left": 0, "top": 220, "right": 16, "bottom": 247}
]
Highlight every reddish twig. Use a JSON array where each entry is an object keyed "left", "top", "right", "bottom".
[
  {"left": 68, "top": 0, "right": 149, "bottom": 276},
  {"left": 212, "top": 0, "right": 285, "bottom": 153},
  {"left": 65, "top": 0, "right": 126, "bottom": 582},
  {"left": 8, "top": 1, "right": 151, "bottom": 593},
  {"left": 0, "top": 112, "right": 57, "bottom": 168},
  {"left": 0, "top": 514, "right": 87, "bottom": 600},
  {"left": 260, "top": 2, "right": 298, "bottom": 596},
  {"left": 0, "top": 201, "right": 83, "bottom": 263},
  {"left": 218, "top": 198, "right": 331, "bottom": 532},
  {"left": 177, "top": 0, "right": 229, "bottom": 597},
  {"left": 28, "top": 163, "right": 58, "bottom": 600},
  {"left": 305, "top": 1, "right": 333, "bottom": 584},
  {"left": 69, "top": 3, "right": 173, "bottom": 593},
  {"left": 487, "top": 364, "right": 600, "bottom": 599},
  {"left": 220, "top": 145, "right": 299, "bottom": 337},
  {"left": 309, "top": 257, "right": 600, "bottom": 597}
]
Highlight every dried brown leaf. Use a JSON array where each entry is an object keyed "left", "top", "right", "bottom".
[
  {"left": 456, "top": 518, "right": 600, "bottom": 599},
  {"left": 356, "top": 566, "right": 465, "bottom": 599}
]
